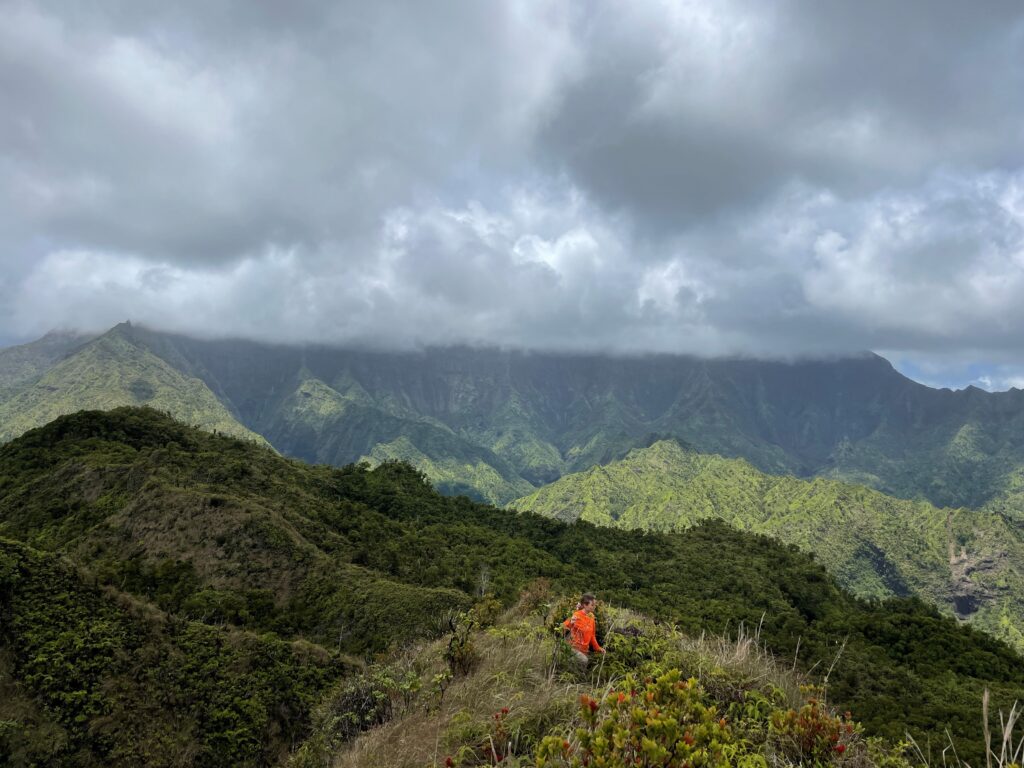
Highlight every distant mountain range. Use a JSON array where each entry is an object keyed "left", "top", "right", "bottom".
[
  {"left": 512, "top": 439, "right": 1024, "bottom": 649},
  {"left": 5, "top": 322, "right": 1024, "bottom": 516}
]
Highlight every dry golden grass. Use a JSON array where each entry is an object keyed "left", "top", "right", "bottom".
[
  {"left": 673, "top": 620, "right": 808, "bottom": 710},
  {"left": 329, "top": 606, "right": 818, "bottom": 768},
  {"left": 331, "top": 626, "right": 583, "bottom": 768}
]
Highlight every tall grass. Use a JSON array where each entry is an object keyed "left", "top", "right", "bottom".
[
  {"left": 324, "top": 605, "right": 854, "bottom": 768},
  {"left": 907, "top": 692, "right": 1022, "bottom": 768}
]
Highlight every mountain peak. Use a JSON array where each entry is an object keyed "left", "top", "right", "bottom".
[{"left": 103, "top": 320, "right": 138, "bottom": 340}]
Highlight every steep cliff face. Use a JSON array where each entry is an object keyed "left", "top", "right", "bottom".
[{"left": 122, "top": 327, "right": 1024, "bottom": 510}]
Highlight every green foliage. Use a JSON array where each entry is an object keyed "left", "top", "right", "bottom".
[
  {"left": 290, "top": 652, "right": 455, "bottom": 768},
  {"left": 0, "top": 537, "right": 347, "bottom": 767},
  {"left": 288, "top": 665, "right": 400, "bottom": 767},
  {"left": 0, "top": 409, "right": 1022, "bottom": 765},
  {"left": 0, "top": 324, "right": 266, "bottom": 446},
  {"left": 769, "top": 692, "right": 858, "bottom": 764},
  {"left": 362, "top": 435, "right": 534, "bottom": 505},
  {"left": 512, "top": 440, "right": 1024, "bottom": 650},
  {"left": 601, "top": 623, "right": 679, "bottom": 678},
  {"left": 537, "top": 672, "right": 744, "bottom": 768},
  {"left": 444, "top": 611, "right": 481, "bottom": 677}
]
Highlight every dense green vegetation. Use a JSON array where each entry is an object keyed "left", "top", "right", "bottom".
[
  {"left": 0, "top": 538, "right": 347, "bottom": 766},
  {"left": 0, "top": 330, "right": 91, "bottom": 402},
  {"left": 326, "top": 600, "right": 924, "bottom": 768},
  {"left": 0, "top": 324, "right": 265, "bottom": 446},
  {"left": 0, "top": 408, "right": 1022, "bottom": 765},
  {"left": 264, "top": 372, "right": 533, "bottom": 504},
  {"left": 0, "top": 407, "right": 471, "bottom": 654},
  {"left": 10, "top": 323, "right": 1024, "bottom": 513},
  {"left": 512, "top": 440, "right": 1024, "bottom": 650}
]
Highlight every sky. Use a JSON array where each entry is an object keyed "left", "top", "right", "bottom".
[{"left": 2, "top": 1, "right": 1024, "bottom": 389}]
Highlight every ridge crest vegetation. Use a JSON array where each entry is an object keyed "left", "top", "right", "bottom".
[
  {"left": 0, "top": 408, "right": 1022, "bottom": 765},
  {"left": 316, "top": 592, "right": 1022, "bottom": 768},
  {"left": 511, "top": 440, "right": 1024, "bottom": 651}
]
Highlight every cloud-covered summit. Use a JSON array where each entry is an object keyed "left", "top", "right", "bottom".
[{"left": 2, "top": 1, "right": 1024, "bottom": 377}]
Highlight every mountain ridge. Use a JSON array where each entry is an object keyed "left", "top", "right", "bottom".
[
  {"left": 5, "top": 324, "right": 1024, "bottom": 512},
  {"left": 0, "top": 330, "right": 94, "bottom": 401},
  {"left": 0, "top": 325, "right": 267, "bottom": 446},
  {"left": 2, "top": 408, "right": 1024, "bottom": 765},
  {"left": 510, "top": 439, "right": 1024, "bottom": 650}
]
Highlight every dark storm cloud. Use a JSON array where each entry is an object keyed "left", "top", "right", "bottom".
[
  {"left": 538, "top": 1, "right": 1024, "bottom": 227},
  {"left": 2, "top": 0, "right": 1024, "bottom": 378}
]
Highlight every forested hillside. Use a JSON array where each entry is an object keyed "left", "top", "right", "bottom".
[
  {"left": 512, "top": 440, "right": 1024, "bottom": 650},
  {"left": 7, "top": 323, "right": 1024, "bottom": 512},
  {"left": 0, "top": 539, "right": 347, "bottom": 765},
  {"left": 0, "top": 327, "right": 265, "bottom": 446},
  {"left": 0, "top": 331, "right": 92, "bottom": 401},
  {"left": 0, "top": 409, "right": 1022, "bottom": 765}
]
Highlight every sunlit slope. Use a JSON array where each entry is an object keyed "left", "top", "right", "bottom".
[
  {"left": 512, "top": 439, "right": 1024, "bottom": 650},
  {"left": 0, "top": 330, "right": 95, "bottom": 402},
  {"left": 0, "top": 325, "right": 267, "bottom": 445}
]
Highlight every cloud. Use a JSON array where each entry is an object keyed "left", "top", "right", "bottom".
[
  {"left": 889, "top": 357, "right": 1024, "bottom": 392},
  {"left": 2, "top": 0, "right": 1024, "bottom": 377}
]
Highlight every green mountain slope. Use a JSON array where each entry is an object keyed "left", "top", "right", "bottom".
[
  {"left": 80, "top": 326, "right": 1024, "bottom": 511},
  {"left": 0, "top": 330, "right": 92, "bottom": 401},
  {"left": 0, "top": 325, "right": 267, "bottom": 446},
  {"left": 269, "top": 373, "right": 533, "bottom": 503},
  {"left": 511, "top": 440, "right": 1024, "bottom": 650},
  {"left": 0, "top": 408, "right": 471, "bottom": 653},
  {"left": 0, "top": 408, "right": 1022, "bottom": 765},
  {"left": 9, "top": 325, "right": 1024, "bottom": 512},
  {"left": 0, "top": 537, "right": 347, "bottom": 767}
]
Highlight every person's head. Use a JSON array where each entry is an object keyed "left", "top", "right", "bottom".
[{"left": 580, "top": 593, "right": 596, "bottom": 613}]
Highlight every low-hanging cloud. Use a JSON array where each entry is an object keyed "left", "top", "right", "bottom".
[{"left": 3, "top": 0, "right": 1024, "bottom": 379}]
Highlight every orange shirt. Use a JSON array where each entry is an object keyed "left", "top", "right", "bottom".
[{"left": 563, "top": 609, "right": 604, "bottom": 655}]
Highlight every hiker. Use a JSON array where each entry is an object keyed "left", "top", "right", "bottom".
[{"left": 562, "top": 592, "right": 605, "bottom": 666}]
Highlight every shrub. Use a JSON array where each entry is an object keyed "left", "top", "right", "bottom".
[
  {"left": 602, "top": 622, "right": 679, "bottom": 678},
  {"left": 470, "top": 595, "right": 504, "bottom": 628},
  {"left": 288, "top": 665, "right": 400, "bottom": 767},
  {"left": 769, "top": 690, "right": 858, "bottom": 764},
  {"left": 537, "top": 670, "right": 757, "bottom": 768},
  {"left": 444, "top": 612, "right": 481, "bottom": 677}
]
